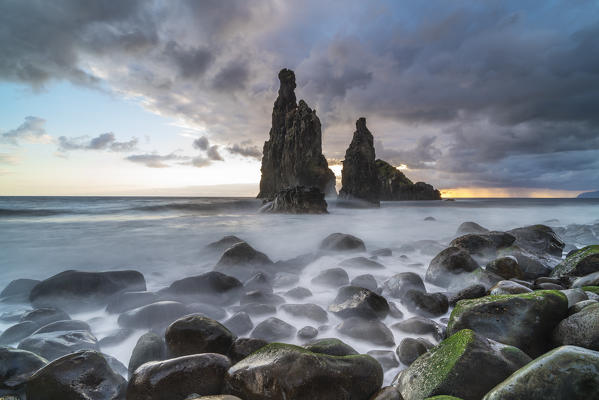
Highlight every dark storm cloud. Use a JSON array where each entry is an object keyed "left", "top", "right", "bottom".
[
  {"left": 193, "top": 137, "right": 210, "bottom": 151},
  {"left": 226, "top": 143, "right": 262, "bottom": 160},
  {"left": 58, "top": 133, "right": 138, "bottom": 152},
  {"left": 1, "top": 117, "right": 48, "bottom": 145},
  {"left": 375, "top": 136, "right": 442, "bottom": 169},
  {"left": 192, "top": 136, "right": 223, "bottom": 161},
  {"left": 212, "top": 62, "right": 250, "bottom": 92},
  {"left": 164, "top": 41, "right": 214, "bottom": 79}
]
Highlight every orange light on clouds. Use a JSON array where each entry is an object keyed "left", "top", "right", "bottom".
[{"left": 440, "top": 187, "right": 580, "bottom": 198}]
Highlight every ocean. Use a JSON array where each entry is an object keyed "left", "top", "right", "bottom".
[{"left": 1, "top": 196, "right": 598, "bottom": 382}]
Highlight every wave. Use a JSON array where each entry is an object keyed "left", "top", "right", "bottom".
[
  {"left": 129, "top": 199, "right": 261, "bottom": 213},
  {"left": 0, "top": 208, "right": 72, "bottom": 217}
]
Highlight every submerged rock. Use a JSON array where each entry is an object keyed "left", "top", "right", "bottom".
[
  {"left": 128, "top": 332, "right": 166, "bottom": 376},
  {"left": 205, "top": 235, "right": 244, "bottom": 253},
  {"left": 507, "top": 224, "right": 565, "bottom": 257},
  {"left": 18, "top": 330, "right": 99, "bottom": 361},
  {"left": 328, "top": 286, "right": 389, "bottom": 320},
  {"left": 159, "top": 271, "right": 242, "bottom": 305},
  {"left": 165, "top": 314, "right": 235, "bottom": 358},
  {"left": 225, "top": 343, "right": 383, "bottom": 400},
  {"left": 251, "top": 317, "right": 296, "bottom": 342},
  {"left": 551, "top": 245, "right": 599, "bottom": 277},
  {"left": 339, "top": 118, "right": 380, "bottom": 206},
  {"left": 260, "top": 186, "right": 328, "bottom": 214},
  {"left": 0, "top": 278, "right": 40, "bottom": 303},
  {"left": 258, "top": 68, "right": 336, "bottom": 199},
  {"left": 482, "top": 345, "right": 599, "bottom": 400},
  {"left": 117, "top": 301, "right": 189, "bottom": 331},
  {"left": 456, "top": 222, "right": 489, "bottom": 235},
  {"left": 214, "top": 242, "right": 273, "bottom": 281},
  {"left": 311, "top": 268, "right": 350, "bottom": 287},
  {"left": 392, "top": 317, "right": 446, "bottom": 342},
  {"left": 402, "top": 290, "right": 448, "bottom": 318},
  {"left": 319, "top": 233, "right": 366, "bottom": 252},
  {"left": 382, "top": 272, "right": 426, "bottom": 298},
  {"left": 106, "top": 291, "right": 159, "bottom": 314},
  {"left": 223, "top": 312, "right": 253, "bottom": 336},
  {"left": 394, "top": 329, "right": 531, "bottom": 400},
  {"left": 20, "top": 307, "right": 70, "bottom": 327},
  {"left": 425, "top": 247, "right": 479, "bottom": 288},
  {"left": 0, "top": 321, "right": 40, "bottom": 345},
  {"left": 26, "top": 351, "right": 127, "bottom": 400},
  {"left": 336, "top": 317, "right": 395, "bottom": 347},
  {"left": 376, "top": 159, "right": 441, "bottom": 201},
  {"left": 351, "top": 274, "right": 378, "bottom": 291},
  {"left": 280, "top": 303, "right": 328, "bottom": 323}
]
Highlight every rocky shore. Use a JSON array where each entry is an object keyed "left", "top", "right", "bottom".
[{"left": 1, "top": 222, "right": 599, "bottom": 399}]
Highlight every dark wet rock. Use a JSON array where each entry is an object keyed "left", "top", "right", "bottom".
[
  {"left": 127, "top": 353, "right": 231, "bottom": 400},
  {"left": 98, "top": 328, "right": 135, "bottom": 347},
  {"left": 424, "top": 216, "right": 436, "bottom": 221},
  {"left": 26, "top": 351, "right": 126, "bottom": 400},
  {"left": 552, "top": 302, "right": 599, "bottom": 350},
  {"left": 448, "top": 284, "right": 486, "bottom": 306},
  {"left": 231, "top": 303, "right": 276, "bottom": 317},
  {"left": 329, "top": 286, "right": 389, "bottom": 320},
  {"left": 311, "top": 267, "right": 350, "bottom": 287},
  {"left": 482, "top": 345, "right": 599, "bottom": 400},
  {"left": 285, "top": 286, "right": 313, "bottom": 300},
  {"left": 205, "top": 235, "right": 244, "bottom": 253},
  {"left": 340, "top": 256, "right": 385, "bottom": 270},
  {"left": 485, "top": 256, "right": 523, "bottom": 280},
  {"left": 20, "top": 307, "right": 70, "bottom": 326},
  {"left": 369, "top": 386, "right": 403, "bottom": 400},
  {"left": 388, "top": 301, "right": 405, "bottom": 319},
  {"left": 103, "top": 353, "right": 128, "bottom": 377},
  {"left": 261, "top": 186, "right": 328, "bottom": 214},
  {"left": 372, "top": 248, "right": 392, "bottom": 257},
  {"left": 214, "top": 242, "right": 274, "bottom": 280},
  {"left": 319, "top": 233, "right": 366, "bottom": 252},
  {"left": 165, "top": 314, "right": 235, "bottom": 358},
  {"left": 272, "top": 253, "right": 319, "bottom": 275},
  {"left": 128, "top": 332, "right": 166, "bottom": 376},
  {"left": 489, "top": 280, "right": 532, "bottom": 295},
  {"left": 251, "top": 317, "right": 296, "bottom": 342},
  {"left": 280, "top": 303, "right": 328, "bottom": 323},
  {"left": 33, "top": 320, "right": 90, "bottom": 335},
  {"left": 240, "top": 290, "right": 285, "bottom": 306},
  {"left": 551, "top": 245, "right": 599, "bottom": 277},
  {"left": 336, "top": 317, "right": 395, "bottom": 346},
  {"left": 159, "top": 271, "right": 242, "bottom": 305},
  {"left": 402, "top": 290, "right": 448, "bottom": 318},
  {"left": 223, "top": 312, "right": 253, "bottom": 336},
  {"left": 572, "top": 270, "right": 599, "bottom": 288},
  {"left": 106, "top": 291, "right": 159, "bottom": 314},
  {"left": 396, "top": 337, "right": 433, "bottom": 366},
  {"left": 456, "top": 222, "right": 489, "bottom": 235},
  {"left": 243, "top": 272, "right": 272, "bottom": 293},
  {"left": 394, "top": 329, "right": 531, "bottom": 400},
  {"left": 569, "top": 299, "right": 598, "bottom": 315},
  {"left": 425, "top": 247, "right": 479, "bottom": 288},
  {"left": 497, "top": 246, "right": 554, "bottom": 280},
  {"left": 376, "top": 159, "right": 441, "bottom": 201},
  {"left": 382, "top": 272, "right": 426, "bottom": 299},
  {"left": 298, "top": 326, "right": 318, "bottom": 340},
  {"left": 118, "top": 301, "right": 189, "bottom": 331},
  {"left": 448, "top": 290, "right": 568, "bottom": 357},
  {"left": 391, "top": 317, "right": 446, "bottom": 342},
  {"left": 271, "top": 271, "right": 300, "bottom": 288},
  {"left": 536, "top": 282, "right": 564, "bottom": 290},
  {"left": 368, "top": 350, "right": 399, "bottom": 370},
  {"left": 507, "top": 224, "right": 565, "bottom": 257},
  {"left": 351, "top": 274, "right": 378, "bottom": 291},
  {"left": 225, "top": 343, "right": 383, "bottom": 400},
  {"left": 303, "top": 338, "right": 358, "bottom": 356},
  {"left": 449, "top": 232, "right": 515, "bottom": 259},
  {"left": 0, "top": 347, "right": 47, "bottom": 391},
  {"left": 257, "top": 69, "right": 336, "bottom": 199},
  {"left": 18, "top": 330, "right": 99, "bottom": 361},
  {"left": 339, "top": 118, "right": 381, "bottom": 206},
  {"left": 187, "top": 303, "right": 227, "bottom": 321},
  {"left": 229, "top": 338, "right": 269, "bottom": 364},
  {"left": 0, "top": 279, "right": 40, "bottom": 303},
  {"left": 29, "top": 269, "right": 146, "bottom": 312},
  {"left": 0, "top": 321, "right": 40, "bottom": 345},
  {"left": 509, "top": 278, "right": 534, "bottom": 288}
]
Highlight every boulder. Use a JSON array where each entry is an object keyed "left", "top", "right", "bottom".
[
  {"left": 551, "top": 245, "right": 599, "bottom": 277},
  {"left": 280, "top": 303, "right": 328, "bottom": 323},
  {"left": 285, "top": 286, "right": 313, "bottom": 300},
  {"left": 0, "top": 278, "right": 40, "bottom": 303},
  {"left": 204, "top": 235, "right": 244, "bottom": 253},
  {"left": 485, "top": 256, "right": 523, "bottom": 279},
  {"left": 507, "top": 224, "right": 564, "bottom": 257},
  {"left": 394, "top": 329, "right": 531, "bottom": 400},
  {"left": 240, "top": 290, "right": 285, "bottom": 306},
  {"left": 251, "top": 317, "right": 296, "bottom": 342},
  {"left": 117, "top": 301, "right": 189, "bottom": 331},
  {"left": 336, "top": 317, "right": 395, "bottom": 347},
  {"left": 186, "top": 303, "right": 227, "bottom": 321},
  {"left": 25, "top": 351, "right": 126, "bottom": 400},
  {"left": 396, "top": 337, "right": 433, "bottom": 366},
  {"left": 447, "top": 290, "right": 569, "bottom": 357},
  {"left": 260, "top": 186, "right": 328, "bottom": 214},
  {"left": 127, "top": 353, "right": 231, "bottom": 400},
  {"left": 319, "top": 233, "right": 366, "bottom": 252},
  {"left": 391, "top": 317, "right": 446, "bottom": 342},
  {"left": 229, "top": 338, "right": 268, "bottom": 364},
  {"left": 303, "top": 338, "right": 358, "bottom": 356},
  {"left": 496, "top": 246, "right": 555, "bottom": 279},
  {"left": 18, "top": 330, "right": 99, "bottom": 361},
  {"left": 223, "top": 312, "right": 253, "bottom": 336},
  {"left": 298, "top": 326, "right": 318, "bottom": 339},
  {"left": 0, "top": 347, "right": 47, "bottom": 392},
  {"left": 456, "top": 222, "right": 489, "bottom": 235},
  {"left": 569, "top": 299, "right": 597, "bottom": 315},
  {"left": 367, "top": 350, "right": 399, "bottom": 370},
  {"left": 449, "top": 233, "right": 514, "bottom": 259},
  {"left": 425, "top": 247, "right": 479, "bottom": 288},
  {"left": 257, "top": 68, "right": 336, "bottom": 199},
  {"left": 0, "top": 321, "right": 40, "bottom": 345},
  {"left": 382, "top": 272, "right": 426, "bottom": 298},
  {"left": 328, "top": 286, "right": 389, "bottom": 320},
  {"left": 29, "top": 270, "right": 146, "bottom": 312},
  {"left": 351, "top": 274, "right": 378, "bottom": 291},
  {"left": 339, "top": 118, "right": 381, "bottom": 206},
  {"left": 165, "top": 314, "right": 235, "bottom": 358},
  {"left": 340, "top": 256, "right": 385, "bottom": 269},
  {"left": 225, "top": 343, "right": 383, "bottom": 400},
  {"left": 106, "top": 291, "right": 159, "bottom": 314},
  {"left": 20, "top": 307, "right": 70, "bottom": 326},
  {"left": 98, "top": 328, "right": 134, "bottom": 347},
  {"left": 128, "top": 332, "right": 166, "bottom": 376},
  {"left": 376, "top": 159, "right": 441, "bottom": 201},
  {"left": 311, "top": 268, "right": 350, "bottom": 287},
  {"left": 482, "top": 346, "right": 599, "bottom": 400},
  {"left": 158, "top": 272, "right": 242, "bottom": 305},
  {"left": 448, "top": 284, "right": 486, "bottom": 306},
  {"left": 560, "top": 288, "right": 588, "bottom": 307},
  {"left": 32, "top": 320, "right": 90, "bottom": 335},
  {"left": 214, "top": 242, "right": 273, "bottom": 280},
  {"left": 552, "top": 302, "right": 599, "bottom": 350},
  {"left": 489, "top": 280, "right": 532, "bottom": 295},
  {"left": 572, "top": 270, "right": 599, "bottom": 287},
  {"left": 402, "top": 290, "right": 448, "bottom": 318}
]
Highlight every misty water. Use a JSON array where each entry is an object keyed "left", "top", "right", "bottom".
[{"left": 1, "top": 196, "right": 599, "bottom": 383}]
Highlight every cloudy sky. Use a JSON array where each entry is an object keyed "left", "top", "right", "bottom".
[{"left": 1, "top": 0, "right": 598, "bottom": 196}]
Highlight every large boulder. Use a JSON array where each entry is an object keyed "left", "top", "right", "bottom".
[
  {"left": 396, "top": 337, "right": 434, "bottom": 366},
  {"left": 205, "top": 235, "right": 244, "bottom": 253},
  {"left": 223, "top": 312, "right": 253, "bottom": 336},
  {"left": 117, "top": 301, "right": 189, "bottom": 331},
  {"left": 496, "top": 245, "right": 555, "bottom": 279},
  {"left": 214, "top": 242, "right": 273, "bottom": 281},
  {"left": 382, "top": 272, "right": 426, "bottom": 298},
  {"left": 128, "top": 332, "right": 166, "bottom": 376},
  {"left": 25, "top": 351, "right": 127, "bottom": 400},
  {"left": 449, "top": 232, "right": 515, "bottom": 259},
  {"left": 280, "top": 303, "right": 328, "bottom": 323},
  {"left": 159, "top": 271, "right": 242, "bottom": 305},
  {"left": 20, "top": 307, "right": 70, "bottom": 326},
  {"left": 229, "top": 338, "right": 268, "bottom": 364},
  {"left": 106, "top": 291, "right": 160, "bottom": 314},
  {"left": 311, "top": 268, "right": 350, "bottom": 287},
  {"left": 336, "top": 317, "right": 395, "bottom": 347},
  {"left": 0, "top": 347, "right": 47, "bottom": 392},
  {"left": 328, "top": 286, "right": 389, "bottom": 320},
  {"left": 551, "top": 245, "right": 599, "bottom": 277},
  {"left": 225, "top": 343, "right": 383, "bottom": 400},
  {"left": 319, "top": 233, "right": 366, "bottom": 252},
  {"left": 251, "top": 317, "right": 296, "bottom": 342},
  {"left": 303, "top": 338, "right": 359, "bottom": 356},
  {"left": 376, "top": 159, "right": 441, "bottom": 201},
  {"left": 507, "top": 224, "right": 564, "bottom": 257},
  {"left": 0, "top": 278, "right": 40, "bottom": 303},
  {"left": 18, "top": 330, "right": 99, "bottom": 361},
  {"left": 393, "top": 329, "right": 531, "bottom": 400},
  {"left": 127, "top": 353, "right": 231, "bottom": 400},
  {"left": 165, "top": 314, "right": 235, "bottom": 358},
  {"left": 425, "top": 247, "right": 479, "bottom": 287},
  {"left": 339, "top": 118, "right": 381, "bottom": 206},
  {"left": 257, "top": 68, "right": 336, "bottom": 199},
  {"left": 456, "top": 222, "right": 489, "bottom": 235},
  {"left": 260, "top": 186, "right": 328, "bottom": 214},
  {"left": 0, "top": 321, "right": 39, "bottom": 345},
  {"left": 447, "top": 290, "right": 568, "bottom": 357},
  {"left": 482, "top": 346, "right": 599, "bottom": 400},
  {"left": 29, "top": 270, "right": 146, "bottom": 312},
  {"left": 402, "top": 290, "right": 448, "bottom": 318},
  {"left": 552, "top": 302, "right": 599, "bottom": 350},
  {"left": 485, "top": 256, "right": 523, "bottom": 279},
  {"left": 572, "top": 270, "right": 599, "bottom": 287}
]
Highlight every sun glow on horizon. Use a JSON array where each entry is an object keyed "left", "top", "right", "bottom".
[{"left": 441, "top": 187, "right": 580, "bottom": 198}]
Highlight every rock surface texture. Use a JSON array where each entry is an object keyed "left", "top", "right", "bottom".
[
  {"left": 260, "top": 186, "right": 328, "bottom": 214},
  {"left": 376, "top": 159, "right": 441, "bottom": 201},
  {"left": 258, "top": 69, "right": 335, "bottom": 199}
]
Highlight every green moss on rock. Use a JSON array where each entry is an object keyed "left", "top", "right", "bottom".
[
  {"left": 551, "top": 245, "right": 599, "bottom": 277},
  {"left": 582, "top": 286, "right": 599, "bottom": 294}
]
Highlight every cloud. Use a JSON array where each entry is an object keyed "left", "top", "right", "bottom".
[
  {"left": 375, "top": 136, "right": 442, "bottom": 169},
  {"left": 226, "top": 143, "right": 262, "bottom": 160},
  {"left": 1, "top": 116, "right": 50, "bottom": 145},
  {"left": 58, "top": 132, "right": 138, "bottom": 152},
  {"left": 125, "top": 153, "right": 189, "bottom": 168},
  {"left": 193, "top": 137, "right": 210, "bottom": 150},
  {"left": 0, "top": 153, "right": 19, "bottom": 165}
]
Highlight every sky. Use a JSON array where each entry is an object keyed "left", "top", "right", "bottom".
[{"left": 0, "top": 0, "right": 598, "bottom": 197}]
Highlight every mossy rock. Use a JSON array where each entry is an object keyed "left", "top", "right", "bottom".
[
  {"left": 551, "top": 245, "right": 599, "bottom": 277},
  {"left": 448, "top": 290, "right": 568, "bottom": 357},
  {"left": 225, "top": 343, "right": 383, "bottom": 400},
  {"left": 582, "top": 285, "right": 599, "bottom": 294},
  {"left": 393, "top": 329, "right": 530, "bottom": 400}
]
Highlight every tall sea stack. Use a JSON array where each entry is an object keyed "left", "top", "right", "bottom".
[
  {"left": 339, "top": 118, "right": 380, "bottom": 206},
  {"left": 257, "top": 69, "right": 336, "bottom": 199}
]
